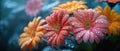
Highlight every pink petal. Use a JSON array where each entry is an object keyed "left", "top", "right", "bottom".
[
  {"left": 62, "top": 26, "right": 72, "bottom": 30},
  {"left": 56, "top": 35, "right": 60, "bottom": 47},
  {"left": 46, "top": 17, "right": 53, "bottom": 25},
  {"left": 48, "top": 36, "right": 54, "bottom": 45},
  {"left": 92, "top": 11, "right": 100, "bottom": 21},
  {"left": 89, "top": 32, "right": 94, "bottom": 43},
  {"left": 43, "top": 24, "right": 55, "bottom": 31},
  {"left": 59, "top": 33, "right": 64, "bottom": 40},
  {"left": 76, "top": 30, "right": 86, "bottom": 43},
  {"left": 59, "top": 34, "right": 65, "bottom": 45},
  {"left": 51, "top": 35, "right": 58, "bottom": 47},
  {"left": 91, "top": 28, "right": 104, "bottom": 39},
  {"left": 52, "top": 13, "right": 58, "bottom": 22},
  {"left": 44, "top": 31, "right": 55, "bottom": 38},
  {"left": 94, "top": 23, "right": 108, "bottom": 28},
  {"left": 62, "top": 14, "right": 69, "bottom": 25},
  {"left": 87, "top": 10, "right": 94, "bottom": 21},
  {"left": 63, "top": 20, "right": 69, "bottom": 26},
  {"left": 69, "top": 17, "right": 82, "bottom": 28},
  {"left": 59, "top": 30, "right": 69, "bottom": 36},
  {"left": 74, "top": 10, "right": 85, "bottom": 23},
  {"left": 95, "top": 15, "right": 109, "bottom": 25},
  {"left": 50, "top": 14, "right": 57, "bottom": 24},
  {"left": 83, "top": 30, "right": 90, "bottom": 43},
  {"left": 73, "top": 28, "right": 85, "bottom": 33},
  {"left": 94, "top": 35, "right": 100, "bottom": 44},
  {"left": 96, "top": 28, "right": 108, "bottom": 34}
]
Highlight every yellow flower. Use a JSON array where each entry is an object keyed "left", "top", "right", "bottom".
[
  {"left": 18, "top": 17, "right": 46, "bottom": 51},
  {"left": 96, "top": 6, "right": 120, "bottom": 35},
  {"left": 53, "top": 1, "right": 88, "bottom": 14}
]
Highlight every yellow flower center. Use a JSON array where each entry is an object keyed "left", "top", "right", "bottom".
[
  {"left": 85, "top": 22, "right": 91, "bottom": 29},
  {"left": 55, "top": 24, "right": 61, "bottom": 32},
  {"left": 31, "top": 30, "right": 36, "bottom": 38},
  {"left": 32, "top": 33, "right": 35, "bottom": 37}
]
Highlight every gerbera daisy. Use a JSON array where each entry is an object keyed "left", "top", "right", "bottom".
[
  {"left": 96, "top": 6, "right": 120, "bottom": 35},
  {"left": 18, "top": 17, "right": 46, "bottom": 51},
  {"left": 43, "top": 10, "right": 72, "bottom": 47},
  {"left": 53, "top": 1, "right": 88, "bottom": 14},
  {"left": 98, "top": 0, "right": 120, "bottom": 8},
  {"left": 70, "top": 9, "right": 109, "bottom": 44},
  {"left": 26, "top": 0, "right": 43, "bottom": 16},
  {"left": 99, "top": 0, "right": 120, "bottom": 3}
]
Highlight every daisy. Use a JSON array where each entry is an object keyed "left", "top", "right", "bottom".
[
  {"left": 43, "top": 10, "right": 72, "bottom": 47},
  {"left": 18, "top": 17, "right": 46, "bottom": 51},
  {"left": 96, "top": 6, "right": 120, "bottom": 35},
  {"left": 99, "top": 0, "right": 120, "bottom": 3},
  {"left": 26, "top": 0, "right": 43, "bottom": 16},
  {"left": 70, "top": 9, "right": 109, "bottom": 43},
  {"left": 53, "top": 1, "right": 88, "bottom": 14}
]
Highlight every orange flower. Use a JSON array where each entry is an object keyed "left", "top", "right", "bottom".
[
  {"left": 53, "top": 1, "right": 88, "bottom": 14},
  {"left": 18, "top": 17, "right": 46, "bottom": 51},
  {"left": 96, "top": 6, "right": 120, "bottom": 35}
]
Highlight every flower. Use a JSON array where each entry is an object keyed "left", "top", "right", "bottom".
[
  {"left": 53, "top": 1, "right": 88, "bottom": 14},
  {"left": 26, "top": 0, "right": 43, "bottom": 16},
  {"left": 99, "top": 0, "right": 120, "bottom": 3},
  {"left": 70, "top": 9, "right": 109, "bottom": 44},
  {"left": 18, "top": 17, "right": 46, "bottom": 51},
  {"left": 96, "top": 6, "right": 120, "bottom": 35},
  {"left": 43, "top": 10, "right": 72, "bottom": 47}
]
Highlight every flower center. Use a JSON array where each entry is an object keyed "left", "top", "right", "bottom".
[
  {"left": 55, "top": 24, "right": 61, "bottom": 32},
  {"left": 85, "top": 22, "right": 91, "bottom": 29},
  {"left": 31, "top": 6, "right": 37, "bottom": 10},
  {"left": 31, "top": 31, "right": 35, "bottom": 38},
  {"left": 32, "top": 33, "right": 35, "bottom": 37}
]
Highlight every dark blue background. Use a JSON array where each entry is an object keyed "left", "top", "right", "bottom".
[{"left": 0, "top": 0, "right": 120, "bottom": 51}]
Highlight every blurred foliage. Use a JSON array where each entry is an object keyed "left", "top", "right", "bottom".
[{"left": 0, "top": 0, "right": 120, "bottom": 51}]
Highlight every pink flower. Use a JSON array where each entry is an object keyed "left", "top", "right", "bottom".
[
  {"left": 99, "top": 0, "right": 120, "bottom": 3},
  {"left": 43, "top": 10, "right": 72, "bottom": 47},
  {"left": 70, "top": 9, "right": 109, "bottom": 44},
  {"left": 26, "top": 0, "right": 43, "bottom": 16}
]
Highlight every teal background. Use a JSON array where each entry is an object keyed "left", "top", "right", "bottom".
[{"left": 0, "top": 0, "right": 120, "bottom": 51}]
